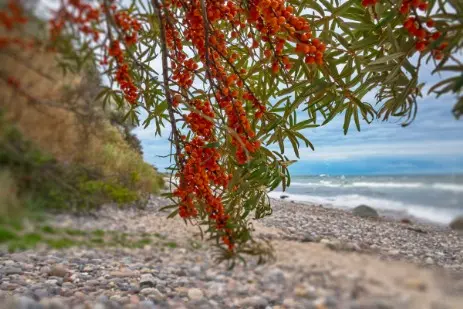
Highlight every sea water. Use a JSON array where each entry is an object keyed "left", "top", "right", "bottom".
[{"left": 268, "top": 174, "right": 463, "bottom": 225}]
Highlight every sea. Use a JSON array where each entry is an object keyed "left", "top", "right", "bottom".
[{"left": 268, "top": 174, "right": 463, "bottom": 225}]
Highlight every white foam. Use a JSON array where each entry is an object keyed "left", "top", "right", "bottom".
[
  {"left": 290, "top": 181, "right": 342, "bottom": 188},
  {"left": 351, "top": 182, "right": 424, "bottom": 189},
  {"left": 269, "top": 191, "right": 461, "bottom": 225},
  {"left": 289, "top": 180, "right": 463, "bottom": 192},
  {"left": 432, "top": 183, "right": 463, "bottom": 193}
]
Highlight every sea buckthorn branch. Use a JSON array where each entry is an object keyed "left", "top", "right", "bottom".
[
  {"left": 4, "top": 0, "right": 461, "bottom": 262},
  {"left": 152, "top": 0, "right": 183, "bottom": 162}
]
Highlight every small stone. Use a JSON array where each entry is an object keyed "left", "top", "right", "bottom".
[
  {"left": 238, "top": 296, "right": 268, "bottom": 308},
  {"left": 345, "top": 242, "right": 361, "bottom": 251},
  {"left": 324, "top": 296, "right": 338, "bottom": 307},
  {"left": 174, "top": 287, "right": 189, "bottom": 297},
  {"left": 62, "top": 282, "right": 74, "bottom": 289},
  {"left": 425, "top": 257, "right": 434, "bottom": 265},
  {"left": 48, "top": 278, "right": 62, "bottom": 285},
  {"left": 140, "top": 274, "right": 156, "bottom": 289},
  {"left": 400, "top": 218, "right": 412, "bottom": 224},
  {"left": 301, "top": 234, "right": 314, "bottom": 243},
  {"left": 350, "top": 299, "right": 394, "bottom": 309},
  {"left": 294, "top": 284, "right": 317, "bottom": 299},
  {"left": 282, "top": 298, "right": 297, "bottom": 307},
  {"left": 352, "top": 205, "right": 379, "bottom": 218},
  {"left": 4, "top": 260, "right": 16, "bottom": 266},
  {"left": 388, "top": 249, "right": 400, "bottom": 256},
  {"left": 86, "top": 279, "right": 99, "bottom": 286},
  {"left": 110, "top": 294, "right": 124, "bottom": 303},
  {"left": 74, "top": 291, "right": 85, "bottom": 299},
  {"left": 263, "top": 268, "right": 285, "bottom": 283},
  {"left": 34, "top": 288, "right": 50, "bottom": 299},
  {"left": 39, "top": 298, "right": 66, "bottom": 309},
  {"left": 111, "top": 270, "right": 135, "bottom": 278},
  {"left": 96, "top": 295, "right": 109, "bottom": 303},
  {"left": 48, "top": 265, "right": 68, "bottom": 278},
  {"left": 206, "top": 282, "right": 226, "bottom": 298},
  {"left": 140, "top": 288, "right": 156, "bottom": 296},
  {"left": 139, "top": 300, "right": 157, "bottom": 309},
  {"left": 12, "top": 296, "right": 39, "bottom": 309},
  {"left": 404, "top": 279, "right": 427, "bottom": 291},
  {"left": 449, "top": 216, "right": 463, "bottom": 230},
  {"left": 326, "top": 240, "right": 341, "bottom": 251},
  {"left": 130, "top": 295, "right": 140, "bottom": 305},
  {"left": 187, "top": 288, "right": 204, "bottom": 301},
  {"left": 280, "top": 195, "right": 289, "bottom": 199},
  {"left": 40, "top": 266, "right": 51, "bottom": 275},
  {"left": 2, "top": 266, "right": 22, "bottom": 275},
  {"left": 147, "top": 288, "right": 166, "bottom": 302}
]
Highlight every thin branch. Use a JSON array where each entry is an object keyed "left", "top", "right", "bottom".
[{"left": 152, "top": 0, "right": 182, "bottom": 163}]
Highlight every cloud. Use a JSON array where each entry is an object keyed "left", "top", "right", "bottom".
[{"left": 297, "top": 140, "right": 463, "bottom": 161}]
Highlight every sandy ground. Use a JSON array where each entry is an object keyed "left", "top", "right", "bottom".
[{"left": 0, "top": 196, "right": 462, "bottom": 308}]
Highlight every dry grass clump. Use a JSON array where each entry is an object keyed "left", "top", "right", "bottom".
[{"left": 0, "top": 28, "right": 163, "bottom": 204}]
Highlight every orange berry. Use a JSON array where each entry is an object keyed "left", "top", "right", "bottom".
[
  {"left": 431, "top": 32, "right": 441, "bottom": 40},
  {"left": 271, "top": 62, "right": 279, "bottom": 74},
  {"left": 415, "top": 41, "right": 426, "bottom": 51}
]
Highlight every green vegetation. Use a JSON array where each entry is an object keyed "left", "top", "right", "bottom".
[
  {"left": 0, "top": 111, "right": 144, "bottom": 213},
  {"left": 0, "top": 17, "right": 164, "bottom": 218},
  {"left": 0, "top": 227, "right": 17, "bottom": 243},
  {"left": 0, "top": 223, "right": 183, "bottom": 253},
  {"left": 165, "top": 241, "right": 178, "bottom": 249}
]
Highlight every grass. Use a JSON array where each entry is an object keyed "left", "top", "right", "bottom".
[
  {"left": 90, "top": 237, "right": 104, "bottom": 244},
  {"left": 22, "top": 233, "right": 43, "bottom": 246},
  {"left": 92, "top": 229, "right": 105, "bottom": 237},
  {"left": 41, "top": 225, "right": 56, "bottom": 234},
  {"left": 0, "top": 220, "right": 185, "bottom": 253},
  {"left": 165, "top": 241, "right": 178, "bottom": 249},
  {"left": 45, "top": 238, "right": 76, "bottom": 249},
  {"left": 64, "top": 228, "right": 87, "bottom": 236},
  {"left": 0, "top": 227, "right": 17, "bottom": 243}
]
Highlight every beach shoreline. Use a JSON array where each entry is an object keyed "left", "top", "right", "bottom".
[
  {"left": 271, "top": 195, "right": 450, "bottom": 227},
  {"left": 1, "top": 196, "right": 462, "bottom": 309},
  {"left": 261, "top": 198, "right": 463, "bottom": 269},
  {"left": 268, "top": 174, "right": 463, "bottom": 226}
]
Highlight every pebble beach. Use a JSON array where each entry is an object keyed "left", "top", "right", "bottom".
[{"left": 1, "top": 197, "right": 462, "bottom": 309}]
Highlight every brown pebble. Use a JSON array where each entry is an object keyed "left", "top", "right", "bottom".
[{"left": 404, "top": 279, "right": 427, "bottom": 291}]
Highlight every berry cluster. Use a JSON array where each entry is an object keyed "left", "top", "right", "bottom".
[
  {"left": 162, "top": 0, "right": 268, "bottom": 251},
  {"left": 0, "top": 1, "right": 33, "bottom": 50},
  {"left": 185, "top": 99, "right": 215, "bottom": 137},
  {"left": 160, "top": 0, "right": 326, "bottom": 251},
  {"left": 400, "top": 0, "right": 428, "bottom": 13},
  {"left": 108, "top": 40, "right": 139, "bottom": 104},
  {"left": 49, "top": 0, "right": 101, "bottom": 42},
  {"left": 400, "top": 0, "right": 447, "bottom": 59},
  {"left": 114, "top": 11, "right": 141, "bottom": 46},
  {"left": 248, "top": 0, "right": 326, "bottom": 70},
  {"left": 0, "top": 0, "right": 27, "bottom": 30},
  {"left": 49, "top": 1, "right": 141, "bottom": 104}
]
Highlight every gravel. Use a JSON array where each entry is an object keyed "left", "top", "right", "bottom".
[
  {"left": 262, "top": 199, "right": 463, "bottom": 270},
  {"left": 0, "top": 196, "right": 462, "bottom": 309}
]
